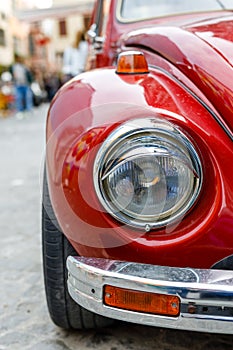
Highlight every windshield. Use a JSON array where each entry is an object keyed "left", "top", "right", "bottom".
[{"left": 119, "top": 0, "right": 233, "bottom": 22}]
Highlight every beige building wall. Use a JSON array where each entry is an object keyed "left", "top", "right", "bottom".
[
  {"left": 0, "top": 0, "right": 30, "bottom": 67},
  {"left": 39, "top": 3, "right": 92, "bottom": 72},
  {"left": 0, "top": 0, "right": 94, "bottom": 70},
  {"left": 0, "top": 1, "right": 14, "bottom": 66},
  {"left": 52, "top": 0, "right": 94, "bottom": 8},
  {"left": 10, "top": 16, "right": 30, "bottom": 57},
  {"left": 52, "top": 14, "right": 84, "bottom": 52},
  {"left": 37, "top": 12, "right": 86, "bottom": 72}
]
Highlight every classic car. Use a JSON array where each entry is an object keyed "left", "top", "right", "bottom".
[{"left": 42, "top": 0, "right": 233, "bottom": 334}]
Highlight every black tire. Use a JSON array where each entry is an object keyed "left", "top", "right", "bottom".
[
  {"left": 42, "top": 170, "right": 114, "bottom": 329},
  {"left": 211, "top": 255, "right": 233, "bottom": 270}
]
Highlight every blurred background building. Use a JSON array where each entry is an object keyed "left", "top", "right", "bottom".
[
  {"left": 0, "top": 0, "right": 94, "bottom": 73},
  {"left": 0, "top": 1, "right": 19, "bottom": 68}
]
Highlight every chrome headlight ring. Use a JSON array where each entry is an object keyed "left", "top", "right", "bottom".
[{"left": 93, "top": 118, "right": 202, "bottom": 231}]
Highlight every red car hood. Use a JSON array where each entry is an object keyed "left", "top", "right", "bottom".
[{"left": 124, "top": 14, "right": 233, "bottom": 132}]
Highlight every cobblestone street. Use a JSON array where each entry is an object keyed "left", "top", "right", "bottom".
[{"left": 0, "top": 105, "right": 233, "bottom": 350}]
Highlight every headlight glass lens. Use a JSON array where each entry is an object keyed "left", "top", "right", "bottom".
[{"left": 94, "top": 118, "right": 202, "bottom": 231}]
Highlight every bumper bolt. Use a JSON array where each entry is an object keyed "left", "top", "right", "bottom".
[{"left": 188, "top": 304, "right": 197, "bottom": 314}]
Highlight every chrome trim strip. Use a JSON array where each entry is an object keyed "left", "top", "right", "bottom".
[{"left": 67, "top": 256, "right": 233, "bottom": 334}]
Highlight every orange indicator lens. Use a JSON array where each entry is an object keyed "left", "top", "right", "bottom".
[
  {"left": 116, "top": 51, "right": 149, "bottom": 74},
  {"left": 104, "top": 285, "right": 180, "bottom": 317}
]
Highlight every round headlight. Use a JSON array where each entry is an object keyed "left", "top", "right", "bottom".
[{"left": 93, "top": 118, "right": 202, "bottom": 231}]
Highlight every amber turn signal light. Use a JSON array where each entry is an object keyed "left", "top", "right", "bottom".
[
  {"left": 104, "top": 285, "right": 180, "bottom": 317},
  {"left": 116, "top": 51, "right": 149, "bottom": 74}
]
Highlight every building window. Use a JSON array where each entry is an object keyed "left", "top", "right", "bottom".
[
  {"left": 1, "top": 12, "right": 6, "bottom": 20},
  {"left": 59, "top": 19, "right": 67, "bottom": 36},
  {"left": 0, "top": 29, "right": 6, "bottom": 46},
  {"left": 13, "top": 36, "right": 20, "bottom": 54},
  {"left": 28, "top": 33, "right": 35, "bottom": 56}
]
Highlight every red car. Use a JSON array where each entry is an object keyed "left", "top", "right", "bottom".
[{"left": 43, "top": 0, "right": 233, "bottom": 334}]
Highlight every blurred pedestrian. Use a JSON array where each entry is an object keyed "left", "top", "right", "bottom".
[
  {"left": 44, "top": 71, "right": 61, "bottom": 102},
  {"left": 10, "top": 54, "right": 33, "bottom": 118},
  {"left": 0, "top": 71, "right": 15, "bottom": 117},
  {"left": 62, "top": 30, "right": 88, "bottom": 81}
]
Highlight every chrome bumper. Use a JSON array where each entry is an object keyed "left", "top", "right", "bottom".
[{"left": 67, "top": 256, "right": 233, "bottom": 334}]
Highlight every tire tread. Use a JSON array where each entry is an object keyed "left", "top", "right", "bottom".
[{"left": 42, "top": 169, "right": 114, "bottom": 329}]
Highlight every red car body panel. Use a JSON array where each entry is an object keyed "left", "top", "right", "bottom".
[
  {"left": 46, "top": 1, "right": 233, "bottom": 269},
  {"left": 124, "top": 16, "right": 233, "bottom": 131}
]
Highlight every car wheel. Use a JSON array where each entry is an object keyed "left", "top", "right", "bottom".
[
  {"left": 211, "top": 255, "right": 233, "bottom": 270},
  {"left": 42, "top": 170, "right": 114, "bottom": 329}
]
